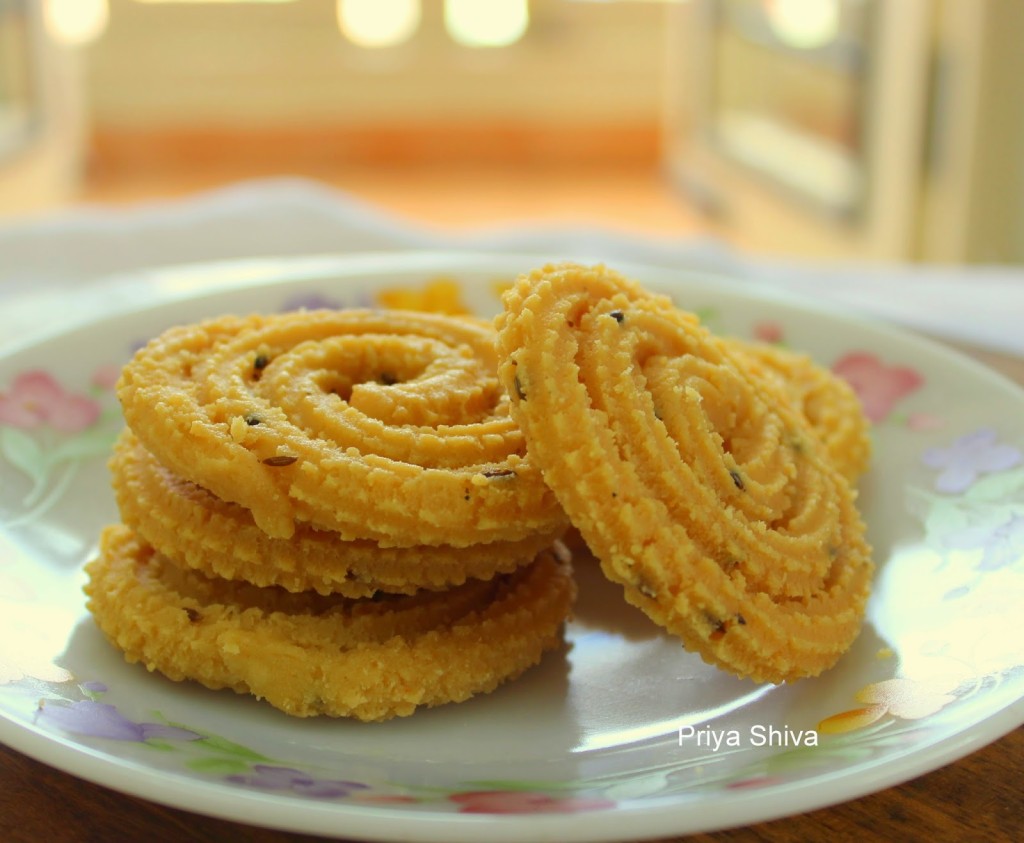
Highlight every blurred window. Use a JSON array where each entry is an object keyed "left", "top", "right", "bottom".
[
  {"left": 0, "top": 1, "right": 36, "bottom": 163},
  {"left": 44, "top": 0, "right": 109, "bottom": 45},
  {"left": 764, "top": 0, "right": 841, "bottom": 50},
  {"left": 131, "top": 1, "right": 296, "bottom": 5},
  {"left": 336, "top": 0, "right": 421, "bottom": 48},
  {"left": 707, "top": 0, "right": 872, "bottom": 212},
  {"left": 445, "top": 0, "right": 529, "bottom": 48}
]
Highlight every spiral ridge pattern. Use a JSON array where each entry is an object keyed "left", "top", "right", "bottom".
[
  {"left": 496, "top": 264, "right": 873, "bottom": 683},
  {"left": 118, "top": 309, "right": 566, "bottom": 545}
]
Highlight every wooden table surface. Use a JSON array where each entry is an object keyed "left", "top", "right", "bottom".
[{"left": 1, "top": 163, "right": 1022, "bottom": 842}]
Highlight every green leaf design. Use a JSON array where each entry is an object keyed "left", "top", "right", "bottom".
[
  {"left": 186, "top": 757, "right": 253, "bottom": 775},
  {"left": 922, "top": 497, "right": 972, "bottom": 543},
  {"left": 457, "top": 778, "right": 584, "bottom": 793},
  {"left": 601, "top": 771, "right": 675, "bottom": 801},
  {"left": 760, "top": 742, "right": 872, "bottom": 775},
  {"left": 963, "top": 467, "right": 1024, "bottom": 504},
  {"left": 194, "top": 734, "right": 273, "bottom": 762},
  {"left": 151, "top": 710, "right": 274, "bottom": 763},
  {"left": 141, "top": 740, "right": 176, "bottom": 753},
  {"left": 0, "top": 427, "right": 48, "bottom": 489},
  {"left": 694, "top": 307, "right": 723, "bottom": 333},
  {"left": 48, "top": 426, "right": 121, "bottom": 465}
]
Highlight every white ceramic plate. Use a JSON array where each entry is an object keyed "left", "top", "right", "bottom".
[{"left": 1, "top": 252, "right": 1022, "bottom": 842}]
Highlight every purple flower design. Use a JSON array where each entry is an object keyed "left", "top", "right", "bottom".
[
  {"left": 225, "top": 764, "right": 369, "bottom": 799},
  {"left": 942, "top": 513, "right": 1024, "bottom": 572},
  {"left": 921, "top": 428, "right": 1022, "bottom": 494},
  {"left": 281, "top": 292, "right": 344, "bottom": 312},
  {"left": 36, "top": 700, "right": 202, "bottom": 743},
  {"left": 280, "top": 289, "right": 374, "bottom": 312}
]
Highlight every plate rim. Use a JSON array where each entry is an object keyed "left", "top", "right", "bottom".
[
  {"left": 3, "top": 249, "right": 1021, "bottom": 399},
  {"left": 3, "top": 696, "right": 1021, "bottom": 842},
  {"left": 2, "top": 249, "right": 1023, "bottom": 841}
]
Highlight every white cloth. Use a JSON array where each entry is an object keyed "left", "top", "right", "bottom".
[{"left": 1, "top": 177, "right": 1022, "bottom": 356}]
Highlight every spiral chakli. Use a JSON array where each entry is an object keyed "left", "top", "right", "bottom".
[
  {"left": 496, "top": 264, "right": 873, "bottom": 683},
  {"left": 110, "top": 429, "right": 565, "bottom": 596},
  {"left": 728, "top": 341, "right": 872, "bottom": 484},
  {"left": 85, "top": 526, "right": 576, "bottom": 721},
  {"left": 117, "top": 309, "right": 566, "bottom": 545}
]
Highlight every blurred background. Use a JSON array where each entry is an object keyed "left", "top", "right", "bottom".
[{"left": 2, "top": 0, "right": 1023, "bottom": 263}]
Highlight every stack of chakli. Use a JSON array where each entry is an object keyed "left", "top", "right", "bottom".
[{"left": 85, "top": 308, "right": 575, "bottom": 722}]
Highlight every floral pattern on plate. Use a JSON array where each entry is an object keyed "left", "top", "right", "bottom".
[
  {"left": 0, "top": 368, "right": 123, "bottom": 525},
  {"left": 0, "top": 259, "right": 1021, "bottom": 836},
  {"left": 30, "top": 678, "right": 614, "bottom": 813}
]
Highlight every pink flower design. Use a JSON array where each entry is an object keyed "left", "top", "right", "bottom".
[
  {"left": 907, "top": 412, "right": 944, "bottom": 432},
  {"left": 0, "top": 371, "right": 101, "bottom": 433},
  {"left": 449, "top": 790, "right": 614, "bottom": 815},
  {"left": 831, "top": 352, "right": 924, "bottom": 423},
  {"left": 89, "top": 364, "right": 122, "bottom": 392},
  {"left": 752, "top": 321, "right": 784, "bottom": 344},
  {"left": 726, "top": 775, "right": 783, "bottom": 790}
]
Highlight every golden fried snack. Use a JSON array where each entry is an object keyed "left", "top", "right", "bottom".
[
  {"left": 84, "top": 525, "right": 576, "bottom": 721},
  {"left": 495, "top": 263, "right": 873, "bottom": 683},
  {"left": 109, "top": 429, "right": 564, "bottom": 596},
  {"left": 729, "top": 341, "right": 872, "bottom": 483},
  {"left": 117, "top": 309, "right": 566, "bottom": 544}
]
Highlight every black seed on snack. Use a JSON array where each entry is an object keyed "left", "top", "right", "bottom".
[
  {"left": 262, "top": 455, "right": 298, "bottom": 467},
  {"left": 252, "top": 354, "right": 269, "bottom": 381},
  {"left": 730, "top": 470, "right": 745, "bottom": 491},
  {"left": 634, "top": 575, "right": 657, "bottom": 599},
  {"left": 513, "top": 374, "right": 526, "bottom": 401},
  {"left": 736, "top": 614, "right": 747, "bottom": 626},
  {"left": 481, "top": 468, "right": 516, "bottom": 479},
  {"left": 609, "top": 310, "right": 625, "bottom": 323},
  {"left": 184, "top": 607, "right": 201, "bottom": 623},
  {"left": 244, "top": 414, "right": 262, "bottom": 426},
  {"left": 709, "top": 616, "right": 728, "bottom": 642}
]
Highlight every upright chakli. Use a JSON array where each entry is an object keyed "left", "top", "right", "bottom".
[
  {"left": 495, "top": 263, "right": 874, "bottom": 684},
  {"left": 85, "top": 308, "right": 574, "bottom": 721}
]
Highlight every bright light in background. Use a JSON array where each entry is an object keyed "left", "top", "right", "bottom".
[
  {"left": 445, "top": 0, "right": 529, "bottom": 48},
  {"left": 131, "top": 1, "right": 297, "bottom": 5},
  {"left": 337, "top": 0, "right": 421, "bottom": 48},
  {"left": 44, "top": 0, "right": 110, "bottom": 46},
  {"left": 764, "top": 0, "right": 841, "bottom": 50}
]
